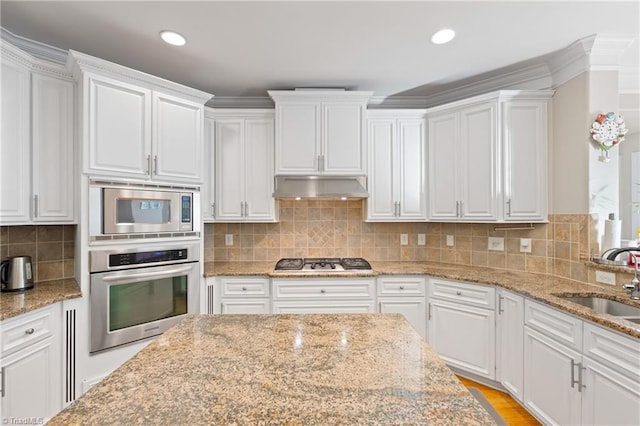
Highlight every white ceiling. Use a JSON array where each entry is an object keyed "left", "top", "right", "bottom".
[{"left": 1, "top": 1, "right": 639, "bottom": 104}]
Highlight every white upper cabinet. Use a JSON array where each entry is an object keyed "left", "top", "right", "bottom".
[
  {"left": 502, "top": 96, "right": 550, "bottom": 221},
  {"left": 201, "top": 109, "right": 216, "bottom": 222},
  {"left": 213, "top": 109, "right": 277, "bottom": 222},
  {"left": 427, "top": 90, "right": 552, "bottom": 222},
  {"left": 1, "top": 42, "right": 75, "bottom": 225},
  {"left": 428, "top": 100, "right": 499, "bottom": 221},
  {"left": 366, "top": 110, "right": 427, "bottom": 221},
  {"left": 269, "top": 90, "right": 372, "bottom": 175},
  {"left": 67, "top": 50, "right": 212, "bottom": 184}
]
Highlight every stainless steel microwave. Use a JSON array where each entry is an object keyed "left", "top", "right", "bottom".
[{"left": 89, "top": 183, "right": 200, "bottom": 238}]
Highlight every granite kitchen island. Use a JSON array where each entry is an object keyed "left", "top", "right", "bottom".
[{"left": 49, "top": 314, "right": 495, "bottom": 425}]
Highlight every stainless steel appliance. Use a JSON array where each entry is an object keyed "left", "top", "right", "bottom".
[
  {"left": 0, "top": 256, "right": 34, "bottom": 292},
  {"left": 89, "top": 242, "right": 200, "bottom": 353},
  {"left": 274, "top": 257, "right": 372, "bottom": 273},
  {"left": 89, "top": 182, "right": 200, "bottom": 240}
]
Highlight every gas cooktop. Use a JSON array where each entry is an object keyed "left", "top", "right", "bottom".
[{"left": 274, "top": 257, "right": 372, "bottom": 272}]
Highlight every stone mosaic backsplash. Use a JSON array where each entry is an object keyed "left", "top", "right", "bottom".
[
  {"left": 0, "top": 225, "right": 76, "bottom": 282},
  {"left": 205, "top": 200, "right": 603, "bottom": 281}
]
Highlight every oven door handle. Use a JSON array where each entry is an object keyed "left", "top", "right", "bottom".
[{"left": 100, "top": 265, "right": 194, "bottom": 283}]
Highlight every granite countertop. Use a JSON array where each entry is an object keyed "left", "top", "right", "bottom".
[
  {"left": 205, "top": 261, "right": 640, "bottom": 339},
  {"left": 0, "top": 278, "right": 82, "bottom": 321},
  {"left": 49, "top": 313, "right": 496, "bottom": 425}
]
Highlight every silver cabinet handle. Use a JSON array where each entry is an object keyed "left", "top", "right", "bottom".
[
  {"left": 244, "top": 202, "right": 248, "bottom": 217},
  {"left": 153, "top": 155, "right": 158, "bottom": 176},
  {"left": 33, "top": 195, "right": 39, "bottom": 218},
  {"left": 378, "top": 301, "right": 382, "bottom": 312},
  {"left": 220, "top": 303, "right": 225, "bottom": 314},
  {"left": 25, "top": 328, "right": 35, "bottom": 335},
  {"left": 320, "top": 155, "right": 325, "bottom": 172},
  {"left": 456, "top": 291, "right": 462, "bottom": 296},
  {"left": 240, "top": 202, "right": 244, "bottom": 217},
  {"left": 1, "top": 366, "right": 5, "bottom": 398},
  {"left": 397, "top": 202, "right": 401, "bottom": 217},
  {"left": 317, "top": 155, "right": 322, "bottom": 172},
  {"left": 506, "top": 198, "right": 512, "bottom": 216},
  {"left": 456, "top": 201, "right": 460, "bottom": 217},
  {"left": 459, "top": 201, "right": 463, "bottom": 218},
  {"left": 146, "top": 155, "right": 151, "bottom": 174},
  {"left": 428, "top": 303, "right": 432, "bottom": 320},
  {"left": 498, "top": 295, "right": 504, "bottom": 314},
  {"left": 399, "top": 286, "right": 404, "bottom": 290},
  {"left": 570, "top": 359, "right": 580, "bottom": 388},
  {"left": 320, "top": 289, "right": 326, "bottom": 294},
  {"left": 241, "top": 287, "right": 247, "bottom": 291},
  {"left": 211, "top": 203, "right": 215, "bottom": 217}
]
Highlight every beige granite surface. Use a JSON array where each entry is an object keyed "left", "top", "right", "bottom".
[
  {"left": 0, "top": 278, "right": 81, "bottom": 321},
  {"left": 205, "top": 261, "right": 640, "bottom": 339},
  {"left": 49, "top": 313, "right": 495, "bottom": 425}
]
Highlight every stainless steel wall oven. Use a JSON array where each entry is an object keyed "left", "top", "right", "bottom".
[{"left": 89, "top": 241, "right": 200, "bottom": 353}]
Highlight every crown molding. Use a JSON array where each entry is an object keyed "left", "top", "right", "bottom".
[
  {"left": 1, "top": 36, "right": 72, "bottom": 80},
  {"left": 1, "top": 27, "right": 67, "bottom": 65}
]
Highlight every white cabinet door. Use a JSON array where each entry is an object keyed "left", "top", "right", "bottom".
[
  {"left": 428, "top": 112, "right": 459, "bottom": 220},
  {"left": 397, "top": 119, "right": 426, "bottom": 219},
  {"left": 428, "top": 298, "right": 496, "bottom": 379},
  {"left": 523, "top": 326, "right": 582, "bottom": 426},
  {"left": 201, "top": 111, "right": 215, "bottom": 222},
  {"left": 220, "top": 300, "right": 271, "bottom": 314},
  {"left": 496, "top": 289, "right": 524, "bottom": 402},
  {"left": 366, "top": 114, "right": 426, "bottom": 221},
  {"left": 152, "top": 91, "right": 203, "bottom": 183},
  {"left": 244, "top": 119, "right": 276, "bottom": 221},
  {"left": 215, "top": 120, "right": 244, "bottom": 221},
  {"left": 31, "top": 73, "right": 74, "bottom": 222},
  {"left": 0, "top": 58, "right": 31, "bottom": 223},
  {"left": 275, "top": 102, "right": 319, "bottom": 174},
  {"left": 581, "top": 357, "right": 640, "bottom": 426},
  {"left": 379, "top": 298, "right": 427, "bottom": 340},
  {"left": 323, "top": 102, "right": 365, "bottom": 174},
  {"left": 87, "top": 74, "right": 152, "bottom": 178},
  {"left": 503, "top": 99, "right": 548, "bottom": 221},
  {"left": 1, "top": 337, "right": 61, "bottom": 421},
  {"left": 459, "top": 101, "right": 498, "bottom": 220},
  {"left": 367, "top": 119, "right": 396, "bottom": 220}
]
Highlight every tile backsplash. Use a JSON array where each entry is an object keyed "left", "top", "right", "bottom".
[
  {"left": 0, "top": 225, "right": 76, "bottom": 282},
  {"left": 205, "top": 200, "right": 601, "bottom": 280}
]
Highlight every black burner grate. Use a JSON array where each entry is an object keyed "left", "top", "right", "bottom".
[
  {"left": 274, "top": 258, "right": 304, "bottom": 270},
  {"left": 341, "top": 258, "right": 372, "bottom": 270}
]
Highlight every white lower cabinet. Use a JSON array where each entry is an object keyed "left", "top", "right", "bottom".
[
  {"left": 496, "top": 289, "right": 524, "bottom": 402},
  {"left": 272, "top": 278, "right": 375, "bottom": 314},
  {"left": 207, "top": 277, "right": 271, "bottom": 314},
  {"left": 1, "top": 304, "right": 61, "bottom": 421},
  {"left": 427, "top": 278, "right": 496, "bottom": 380},
  {"left": 523, "top": 300, "right": 640, "bottom": 426},
  {"left": 376, "top": 276, "right": 426, "bottom": 340}
]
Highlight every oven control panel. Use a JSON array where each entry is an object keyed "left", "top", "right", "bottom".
[{"left": 108, "top": 249, "right": 188, "bottom": 267}]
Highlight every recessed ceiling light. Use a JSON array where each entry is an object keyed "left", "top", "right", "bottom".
[
  {"left": 160, "top": 30, "right": 186, "bottom": 46},
  {"left": 431, "top": 29, "right": 455, "bottom": 45}
]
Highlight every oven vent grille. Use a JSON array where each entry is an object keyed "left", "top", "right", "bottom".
[
  {"left": 207, "top": 283, "right": 216, "bottom": 314},
  {"left": 65, "top": 307, "right": 76, "bottom": 404}
]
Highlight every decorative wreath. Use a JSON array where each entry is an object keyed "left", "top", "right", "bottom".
[{"left": 590, "top": 112, "right": 628, "bottom": 151}]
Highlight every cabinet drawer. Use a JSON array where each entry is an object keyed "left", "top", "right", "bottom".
[
  {"left": 377, "top": 276, "right": 426, "bottom": 296},
  {"left": 273, "top": 300, "right": 375, "bottom": 314},
  {"left": 583, "top": 322, "right": 640, "bottom": 379},
  {"left": 524, "top": 300, "right": 582, "bottom": 351},
  {"left": 428, "top": 278, "right": 495, "bottom": 309},
  {"left": 219, "top": 277, "right": 270, "bottom": 297},
  {"left": 1, "top": 305, "right": 56, "bottom": 357},
  {"left": 272, "top": 279, "right": 375, "bottom": 300}
]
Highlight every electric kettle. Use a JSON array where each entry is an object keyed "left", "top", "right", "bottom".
[{"left": 0, "top": 256, "right": 34, "bottom": 292}]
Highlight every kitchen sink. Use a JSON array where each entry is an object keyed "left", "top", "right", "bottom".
[{"left": 559, "top": 296, "right": 640, "bottom": 317}]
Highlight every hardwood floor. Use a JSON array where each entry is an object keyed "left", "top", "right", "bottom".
[{"left": 457, "top": 376, "right": 540, "bottom": 425}]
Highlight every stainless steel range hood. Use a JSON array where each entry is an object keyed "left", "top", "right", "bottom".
[{"left": 273, "top": 176, "right": 368, "bottom": 200}]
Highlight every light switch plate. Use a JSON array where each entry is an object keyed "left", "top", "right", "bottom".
[
  {"left": 400, "top": 234, "right": 408, "bottom": 246},
  {"left": 520, "top": 238, "right": 532, "bottom": 253},
  {"left": 446, "top": 235, "right": 454, "bottom": 247},
  {"left": 417, "top": 234, "right": 426, "bottom": 246},
  {"left": 225, "top": 234, "right": 234, "bottom": 246},
  {"left": 595, "top": 270, "right": 616, "bottom": 286},
  {"left": 488, "top": 237, "right": 505, "bottom": 251}
]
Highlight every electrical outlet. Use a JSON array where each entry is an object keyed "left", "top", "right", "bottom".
[
  {"left": 488, "top": 237, "right": 505, "bottom": 251},
  {"left": 595, "top": 270, "right": 616, "bottom": 286},
  {"left": 417, "top": 234, "right": 426, "bottom": 246},
  {"left": 400, "top": 234, "right": 408, "bottom": 246},
  {"left": 225, "top": 234, "right": 234, "bottom": 246},
  {"left": 446, "top": 235, "right": 454, "bottom": 247},
  {"left": 520, "top": 238, "right": 532, "bottom": 253}
]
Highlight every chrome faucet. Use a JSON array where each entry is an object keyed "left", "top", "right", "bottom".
[{"left": 622, "top": 252, "right": 640, "bottom": 300}]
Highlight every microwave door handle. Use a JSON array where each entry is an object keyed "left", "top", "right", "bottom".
[{"left": 100, "top": 266, "right": 194, "bottom": 284}]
